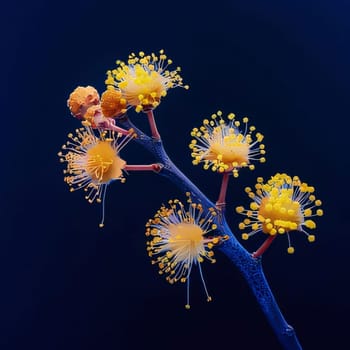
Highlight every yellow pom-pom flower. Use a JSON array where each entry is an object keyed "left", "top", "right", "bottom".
[
  {"left": 189, "top": 111, "right": 266, "bottom": 177},
  {"left": 236, "top": 173, "right": 323, "bottom": 255},
  {"left": 146, "top": 194, "right": 228, "bottom": 309},
  {"left": 105, "top": 50, "right": 189, "bottom": 113},
  {"left": 58, "top": 126, "right": 133, "bottom": 227}
]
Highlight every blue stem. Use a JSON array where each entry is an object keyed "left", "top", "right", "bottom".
[{"left": 118, "top": 116, "right": 303, "bottom": 350}]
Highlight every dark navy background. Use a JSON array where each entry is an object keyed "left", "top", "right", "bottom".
[{"left": 1, "top": 0, "right": 349, "bottom": 349}]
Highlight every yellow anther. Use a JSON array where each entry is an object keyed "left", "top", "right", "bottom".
[
  {"left": 242, "top": 233, "right": 249, "bottom": 240},
  {"left": 270, "top": 228, "right": 277, "bottom": 235},
  {"left": 250, "top": 202, "right": 259, "bottom": 210},
  {"left": 304, "top": 220, "right": 316, "bottom": 229},
  {"left": 287, "top": 247, "right": 295, "bottom": 254},
  {"left": 279, "top": 207, "right": 287, "bottom": 214},
  {"left": 266, "top": 223, "right": 273, "bottom": 230},
  {"left": 258, "top": 214, "right": 265, "bottom": 222},
  {"left": 252, "top": 223, "right": 259, "bottom": 231},
  {"left": 290, "top": 222, "right": 298, "bottom": 230},
  {"left": 308, "top": 235, "right": 315, "bottom": 242},
  {"left": 304, "top": 208, "right": 312, "bottom": 216},
  {"left": 236, "top": 206, "right": 244, "bottom": 214}
]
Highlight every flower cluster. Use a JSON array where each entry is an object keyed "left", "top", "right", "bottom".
[{"left": 59, "top": 48, "right": 324, "bottom": 312}]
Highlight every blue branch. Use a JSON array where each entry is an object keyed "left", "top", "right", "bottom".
[{"left": 118, "top": 116, "right": 303, "bottom": 350}]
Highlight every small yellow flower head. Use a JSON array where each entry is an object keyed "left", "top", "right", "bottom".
[
  {"left": 236, "top": 173, "right": 323, "bottom": 253},
  {"left": 58, "top": 126, "right": 133, "bottom": 227},
  {"left": 146, "top": 194, "right": 228, "bottom": 308},
  {"left": 100, "top": 88, "right": 127, "bottom": 118},
  {"left": 189, "top": 111, "right": 266, "bottom": 177},
  {"left": 105, "top": 50, "right": 189, "bottom": 113},
  {"left": 67, "top": 86, "right": 100, "bottom": 120}
]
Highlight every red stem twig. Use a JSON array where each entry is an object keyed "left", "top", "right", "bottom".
[
  {"left": 124, "top": 164, "right": 162, "bottom": 172},
  {"left": 146, "top": 109, "right": 161, "bottom": 140},
  {"left": 252, "top": 235, "right": 277, "bottom": 258},
  {"left": 216, "top": 172, "right": 230, "bottom": 208}
]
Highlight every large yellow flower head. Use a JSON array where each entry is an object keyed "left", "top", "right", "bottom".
[
  {"left": 105, "top": 50, "right": 189, "bottom": 113},
  {"left": 190, "top": 111, "right": 266, "bottom": 177},
  {"left": 146, "top": 194, "right": 228, "bottom": 309},
  {"left": 236, "top": 173, "right": 323, "bottom": 254},
  {"left": 58, "top": 126, "right": 133, "bottom": 227}
]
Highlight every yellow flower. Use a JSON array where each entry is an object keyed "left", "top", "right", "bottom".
[
  {"left": 105, "top": 50, "right": 189, "bottom": 113},
  {"left": 58, "top": 126, "right": 133, "bottom": 227},
  {"left": 190, "top": 111, "right": 266, "bottom": 177},
  {"left": 146, "top": 194, "right": 228, "bottom": 309},
  {"left": 236, "top": 173, "right": 323, "bottom": 254}
]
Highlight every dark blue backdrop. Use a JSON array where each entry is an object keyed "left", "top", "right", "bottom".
[{"left": 1, "top": 0, "right": 349, "bottom": 349}]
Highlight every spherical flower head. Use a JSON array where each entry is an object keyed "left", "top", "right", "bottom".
[
  {"left": 189, "top": 111, "right": 266, "bottom": 177},
  {"left": 101, "top": 88, "right": 127, "bottom": 118},
  {"left": 105, "top": 50, "right": 189, "bottom": 113},
  {"left": 236, "top": 173, "right": 323, "bottom": 253},
  {"left": 146, "top": 193, "right": 228, "bottom": 308},
  {"left": 67, "top": 86, "right": 100, "bottom": 119},
  {"left": 58, "top": 126, "right": 133, "bottom": 226}
]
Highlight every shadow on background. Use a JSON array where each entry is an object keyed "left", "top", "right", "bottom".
[{"left": 1, "top": 0, "right": 349, "bottom": 349}]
